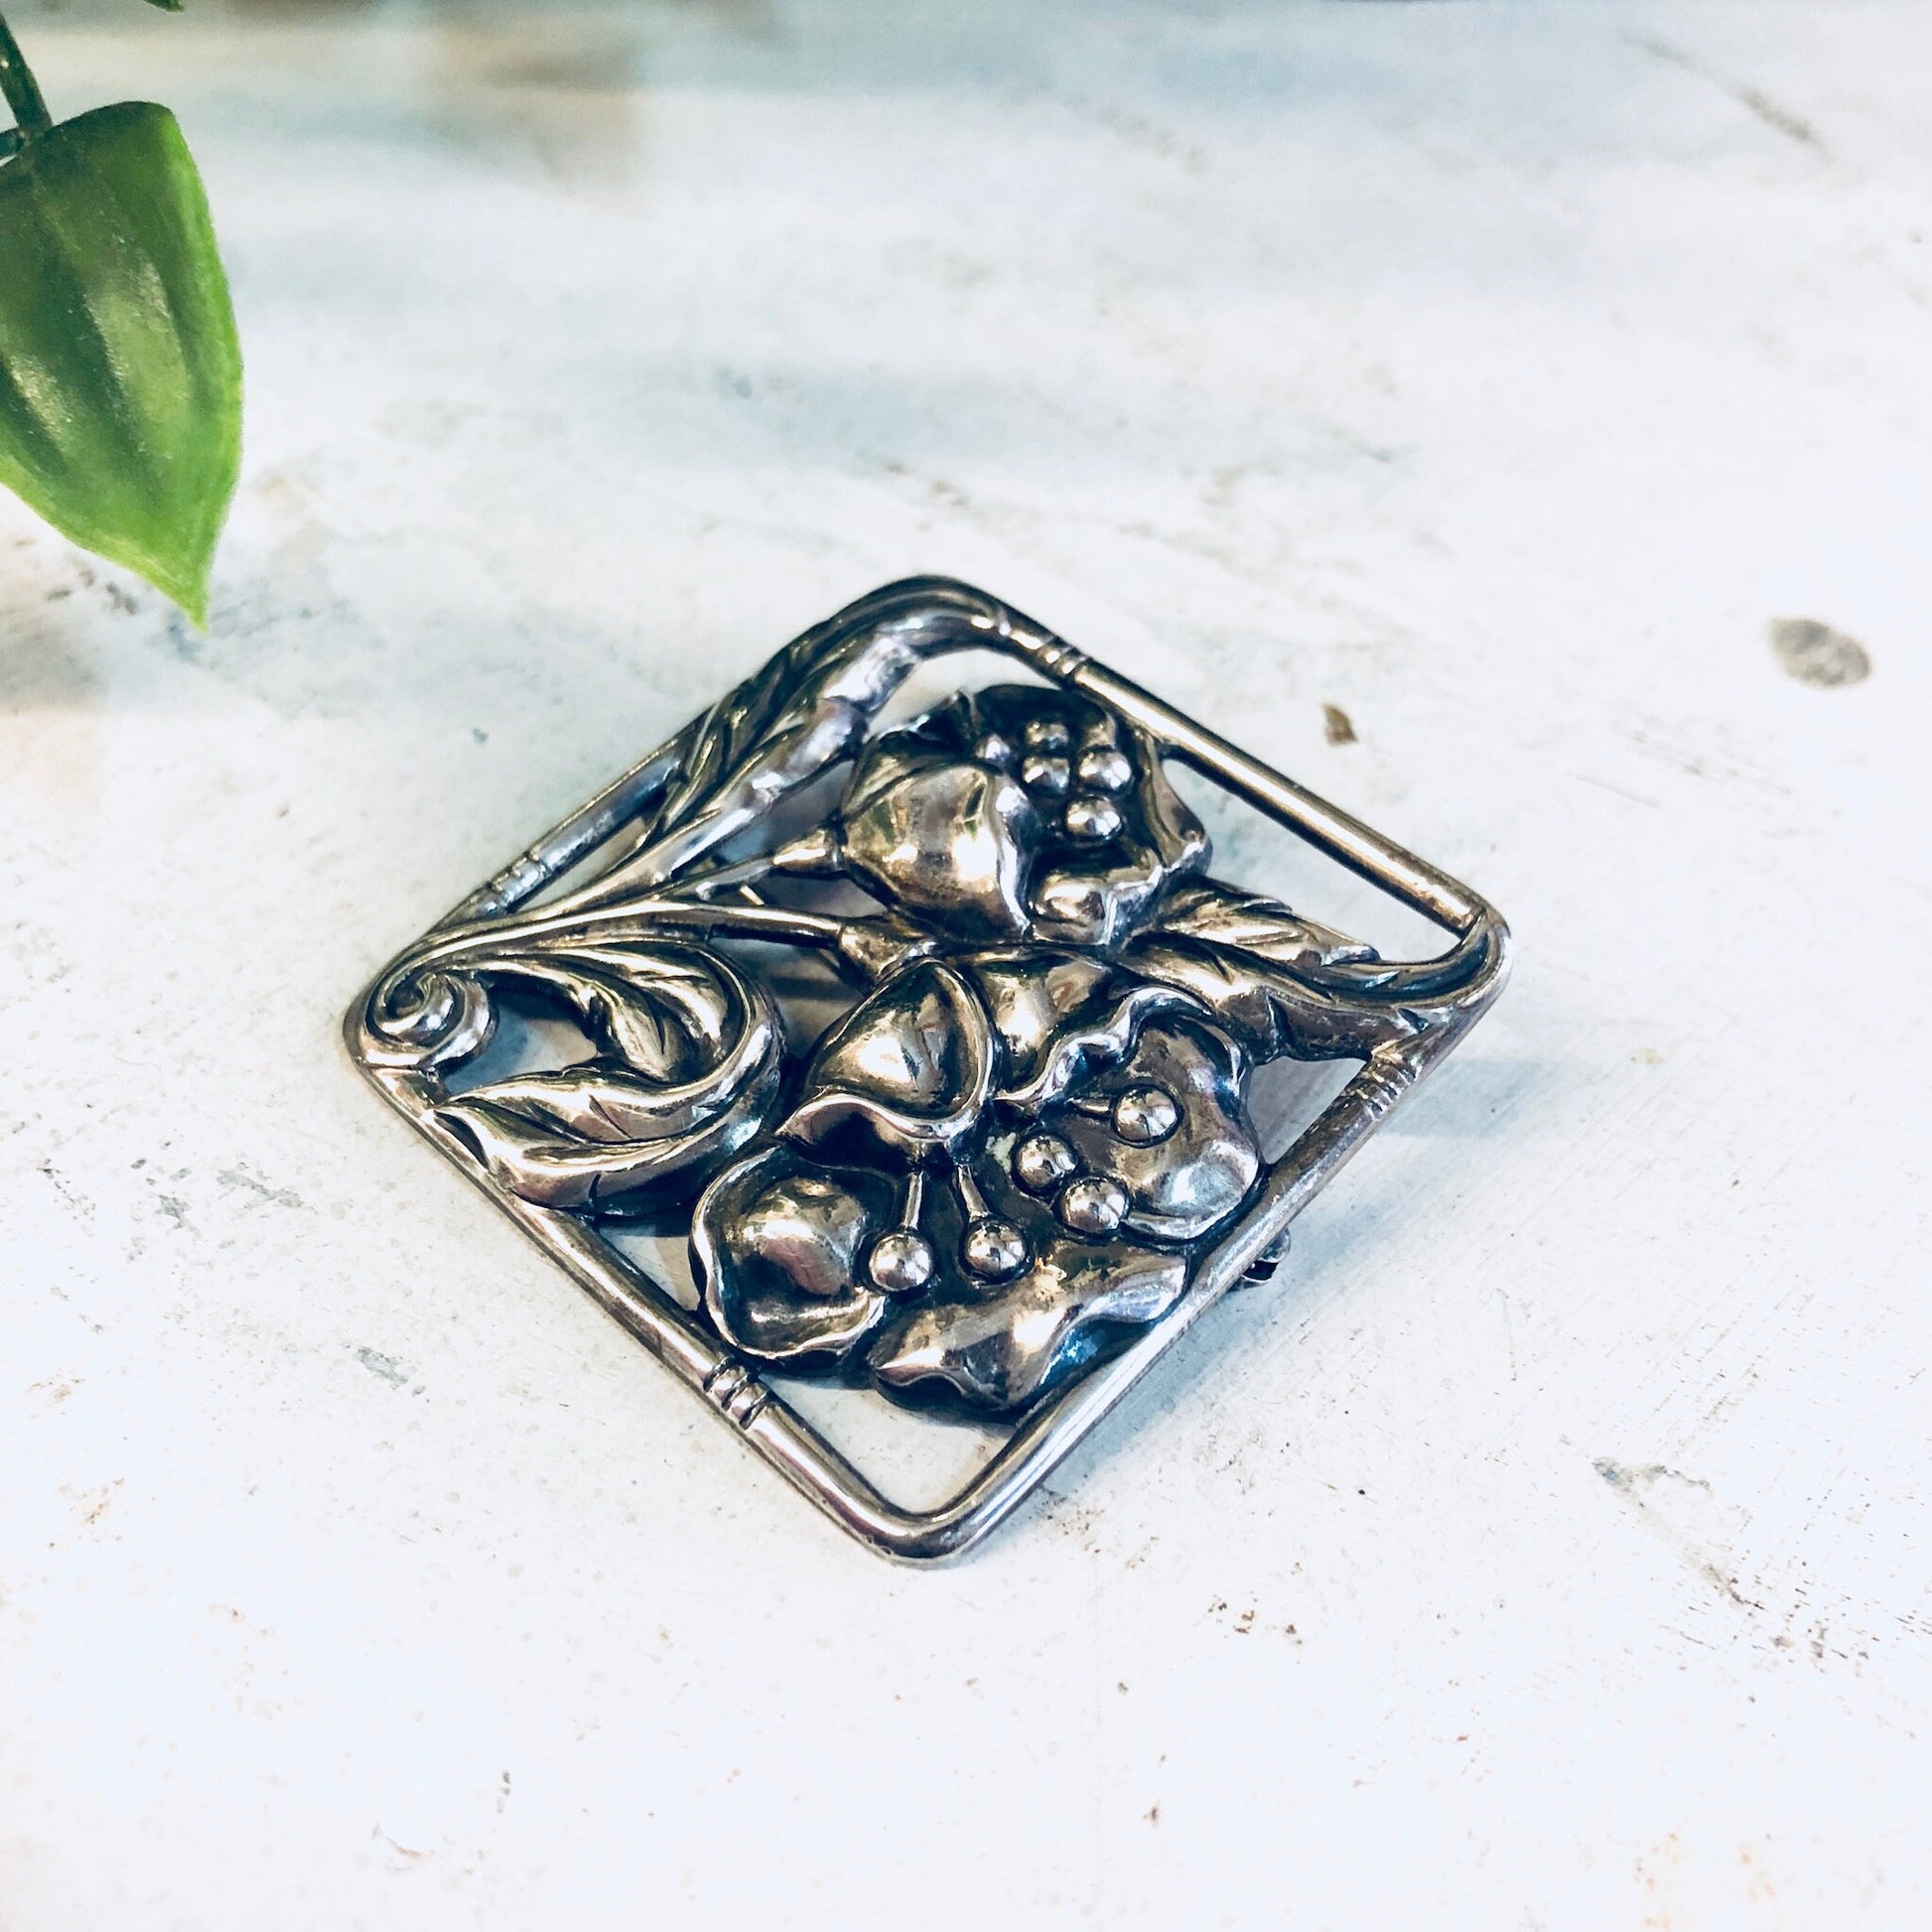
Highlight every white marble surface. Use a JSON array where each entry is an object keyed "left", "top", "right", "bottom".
[{"left": 3, "top": 2, "right": 1929, "bottom": 1926}]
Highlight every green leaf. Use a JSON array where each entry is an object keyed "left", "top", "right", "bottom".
[{"left": 0, "top": 101, "right": 240, "bottom": 623}]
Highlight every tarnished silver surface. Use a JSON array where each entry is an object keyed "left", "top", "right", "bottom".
[{"left": 345, "top": 578, "right": 1510, "bottom": 1563}]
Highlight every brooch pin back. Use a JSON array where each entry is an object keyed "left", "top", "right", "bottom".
[{"left": 346, "top": 579, "right": 1509, "bottom": 1562}]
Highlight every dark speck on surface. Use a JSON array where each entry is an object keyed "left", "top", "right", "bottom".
[
  {"left": 1322, "top": 703, "right": 1357, "bottom": 746},
  {"left": 1769, "top": 617, "right": 1870, "bottom": 688}
]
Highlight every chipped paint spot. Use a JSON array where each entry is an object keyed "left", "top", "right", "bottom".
[{"left": 351, "top": 1345, "right": 411, "bottom": 1387}]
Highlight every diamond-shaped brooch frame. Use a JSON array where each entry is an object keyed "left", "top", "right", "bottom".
[{"left": 345, "top": 579, "right": 1509, "bottom": 1563}]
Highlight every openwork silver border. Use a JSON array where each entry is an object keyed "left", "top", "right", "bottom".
[{"left": 344, "top": 579, "right": 1509, "bottom": 1563}]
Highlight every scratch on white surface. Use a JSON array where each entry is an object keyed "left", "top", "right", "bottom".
[
  {"left": 1629, "top": 34, "right": 1825, "bottom": 151},
  {"left": 1593, "top": 1458, "right": 1762, "bottom": 1610}
]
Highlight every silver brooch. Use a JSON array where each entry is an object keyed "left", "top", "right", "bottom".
[{"left": 345, "top": 579, "right": 1509, "bottom": 1562}]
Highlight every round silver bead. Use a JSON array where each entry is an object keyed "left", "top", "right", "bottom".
[
  {"left": 1111, "top": 1084, "right": 1179, "bottom": 1147},
  {"left": 1056, "top": 1175, "right": 1129, "bottom": 1238},
  {"left": 1024, "top": 718, "right": 1072, "bottom": 754},
  {"left": 961, "top": 1217, "right": 1030, "bottom": 1281},
  {"left": 1076, "top": 747, "right": 1133, "bottom": 792},
  {"left": 1013, "top": 1131, "right": 1078, "bottom": 1195},
  {"left": 1022, "top": 754, "right": 1070, "bottom": 796},
  {"left": 1062, "top": 795, "right": 1122, "bottom": 841},
  {"left": 976, "top": 732, "right": 1016, "bottom": 768},
  {"left": 867, "top": 1229, "right": 936, "bottom": 1296}
]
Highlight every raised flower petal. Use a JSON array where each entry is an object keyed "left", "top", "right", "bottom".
[
  {"left": 961, "top": 949, "right": 1111, "bottom": 1081},
  {"left": 840, "top": 755, "right": 1040, "bottom": 943},
  {"left": 693, "top": 1145, "right": 897, "bottom": 1363},
  {"left": 866, "top": 1236, "right": 1187, "bottom": 1414},
  {"left": 782, "top": 959, "right": 995, "bottom": 1166},
  {"left": 826, "top": 687, "right": 1207, "bottom": 954},
  {"left": 1055, "top": 1017, "right": 1260, "bottom": 1246}
]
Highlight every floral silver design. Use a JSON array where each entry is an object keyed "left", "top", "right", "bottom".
[{"left": 346, "top": 578, "right": 1509, "bottom": 1561}]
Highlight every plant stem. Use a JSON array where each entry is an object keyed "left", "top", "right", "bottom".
[{"left": 0, "top": 9, "right": 51, "bottom": 141}]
